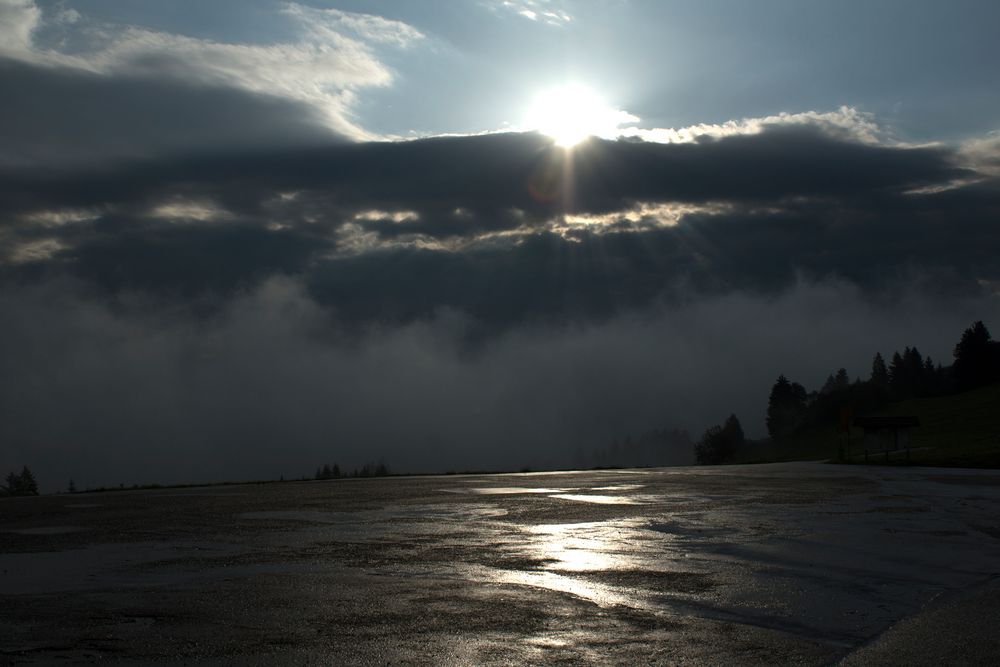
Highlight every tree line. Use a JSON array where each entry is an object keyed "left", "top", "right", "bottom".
[
  {"left": 696, "top": 320, "right": 1000, "bottom": 465},
  {"left": 315, "top": 461, "right": 390, "bottom": 480},
  {"left": 1, "top": 466, "right": 39, "bottom": 497},
  {"left": 766, "top": 320, "right": 1000, "bottom": 440}
]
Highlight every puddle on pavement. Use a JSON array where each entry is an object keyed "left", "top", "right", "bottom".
[
  {"left": 524, "top": 521, "right": 643, "bottom": 571},
  {"left": 590, "top": 484, "right": 646, "bottom": 491},
  {"left": 549, "top": 494, "right": 641, "bottom": 505},
  {"left": 480, "top": 566, "right": 641, "bottom": 608},
  {"left": 445, "top": 487, "right": 568, "bottom": 495}
]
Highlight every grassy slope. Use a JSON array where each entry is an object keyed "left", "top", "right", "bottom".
[{"left": 734, "top": 382, "right": 1000, "bottom": 467}]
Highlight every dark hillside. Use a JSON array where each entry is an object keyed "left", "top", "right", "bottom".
[{"left": 734, "top": 382, "right": 1000, "bottom": 467}]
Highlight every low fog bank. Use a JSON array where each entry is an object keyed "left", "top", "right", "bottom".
[{"left": 2, "top": 276, "right": 996, "bottom": 491}]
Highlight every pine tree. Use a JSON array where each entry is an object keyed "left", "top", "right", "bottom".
[
  {"left": 953, "top": 321, "right": 1000, "bottom": 390},
  {"left": 694, "top": 425, "right": 724, "bottom": 465},
  {"left": 20, "top": 467, "right": 38, "bottom": 495},
  {"left": 766, "top": 375, "right": 790, "bottom": 437},
  {"left": 905, "top": 347, "right": 924, "bottom": 375},
  {"left": 722, "top": 414, "right": 745, "bottom": 449},
  {"left": 871, "top": 352, "right": 889, "bottom": 387},
  {"left": 3, "top": 467, "right": 39, "bottom": 496},
  {"left": 695, "top": 415, "right": 745, "bottom": 465},
  {"left": 766, "top": 375, "right": 807, "bottom": 438}
]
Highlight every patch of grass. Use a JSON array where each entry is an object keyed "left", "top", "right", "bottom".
[{"left": 869, "top": 382, "right": 1000, "bottom": 467}]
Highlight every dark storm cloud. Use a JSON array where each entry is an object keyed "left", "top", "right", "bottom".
[
  {"left": 305, "top": 194, "right": 1000, "bottom": 328},
  {"left": 61, "top": 220, "right": 329, "bottom": 297},
  {"left": 0, "top": 57, "right": 340, "bottom": 167},
  {"left": 3, "top": 121, "right": 998, "bottom": 327},
  {"left": 0, "top": 124, "right": 963, "bottom": 216}
]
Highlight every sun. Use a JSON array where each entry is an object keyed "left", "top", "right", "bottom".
[{"left": 524, "top": 84, "right": 633, "bottom": 147}]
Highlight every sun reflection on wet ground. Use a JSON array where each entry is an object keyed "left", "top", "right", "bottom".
[
  {"left": 478, "top": 520, "right": 654, "bottom": 607},
  {"left": 590, "top": 484, "right": 646, "bottom": 491},
  {"left": 548, "top": 493, "right": 641, "bottom": 504},
  {"left": 529, "top": 521, "right": 624, "bottom": 571},
  {"left": 450, "top": 487, "right": 567, "bottom": 495}
]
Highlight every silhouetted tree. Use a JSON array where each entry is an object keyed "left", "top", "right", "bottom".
[
  {"left": 953, "top": 321, "right": 1000, "bottom": 391},
  {"left": 766, "top": 375, "right": 807, "bottom": 438},
  {"left": 888, "top": 348, "right": 925, "bottom": 398},
  {"left": 820, "top": 368, "right": 850, "bottom": 396},
  {"left": 23, "top": 467, "right": 37, "bottom": 495},
  {"left": 865, "top": 352, "right": 889, "bottom": 408},
  {"left": 694, "top": 425, "right": 724, "bottom": 465},
  {"left": 920, "top": 356, "right": 944, "bottom": 396},
  {"left": 868, "top": 351, "right": 887, "bottom": 386},
  {"left": 315, "top": 463, "right": 343, "bottom": 480},
  {"left": 68, "top": 479, "right": 76, "bottom": 493},
  {"left": 695, "top": 414, "right": 745, "bottom": 465},
  {"left": 347, "top": 461, "right": 390, "bottom": 478},
  {"left": 905, "top": 347, "right": 924, "bottom": 384},
  {"left": 3, "top": 467, "right": 39, "bottom": 497}
]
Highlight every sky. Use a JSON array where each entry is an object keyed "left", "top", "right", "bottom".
[{"left": 2, "top": 0, "right": 999, "bottom": 489}]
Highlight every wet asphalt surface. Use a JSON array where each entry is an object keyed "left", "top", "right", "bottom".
[{"left": 2, "top": 462, "right": 1000, "bottom": 665}]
